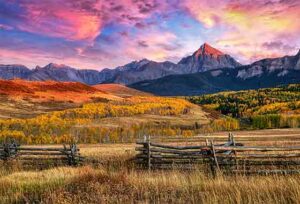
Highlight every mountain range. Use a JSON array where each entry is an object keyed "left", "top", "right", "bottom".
[
  {"left": 0, "top": 43, "right": 240, "bottom": 85},
  {"left": 0, "top": 43, "right": 299, "bottom": 96}
]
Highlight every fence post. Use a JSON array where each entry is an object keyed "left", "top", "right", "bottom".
[
  {"left": 228, "top": 132, "right": 233, "bottom": 143},
  {"left": 210, "top": 140, "right": 220, "bottom": 177},
  {"left": 2, "top": 141, "right": 18, "bottom": 161},
  {"left": 231, "top": 133, "right": 239, "bottom": 173},
  {"left": 70, "top": 144, "right": 77, "bottom": 166},
  {"left": 63, "top": 144, "right": 71, "bottom": 165},
  {"left": 3, "top": 142, "right": 10, "bottom": 161},
  {"left": 205, "top": 139, "right": 209, "bottom": 146},
  {"left": 147, "top": 135, "right": 151, "bottom": 171}
]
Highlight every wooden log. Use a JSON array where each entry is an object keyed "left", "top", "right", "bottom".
[
  {"left": 16, "top": 147, "right": 72, "bottom": 151},
  {"left": 215, "top": 153, "right": 300, "bottom": 159},
  {"left": 17, "top": 157, "right": 69, "bottom": 161},
  {"left": 230, "top": 169, "right": 300, "bottom": 175},
  {"left": 136, "top": 147, "right": 204, "bottom": 155},
  {"left": 218, "top": 160, "right": 300, "bottom": 166},
  {"left": 150, "top": 143, "right": 206, "bottom": 150},
  {"left": 18, "top": 155, "right": 84, "bottom": 159},
  {"left": 150, "top": 161, "right": 207, "bottom": 165},
  {"left": 150, "top": 155, "right": 210, "bottom": 160},
  {"left": 151, "top": 148, "right": 203, "bottom": 155},
  {"left": 136, "top": 146, "right": 205, "bottom": 153},
  {"left": 205, "top": 146, "right": 300, "bottom": 151},
  {"left": 136, "top": 160, "right": 207, "bottom": 165},
  {"left": 19, "top": 152, "right": 67, "bottom": 156}
]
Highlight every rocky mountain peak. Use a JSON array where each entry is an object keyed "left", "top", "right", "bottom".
[
  {"left": 195, "top": 43, "right": 224, "bottom": 58},
  {"left": 135, "top": 58, "right": 151, "bottom": 67},
  {"left": 139, "top": 58, "right": 151, "bottom": 63},
  {"left": 44, "top": 63, "right": 70, "bottom": 69},
  {"left": 178, "top": 43, "right": 241, "bottom": 72}
]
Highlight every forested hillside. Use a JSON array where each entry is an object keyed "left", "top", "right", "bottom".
[
  {"left": 188, "top": 84, "right": 300, "bottom": 129},
  {"left": 0, "top": 96, "right": 228, "bottom": 144}
]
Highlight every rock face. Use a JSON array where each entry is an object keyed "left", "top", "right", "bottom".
[
  {"left": 105, "top": 59, "right": 182, "bottom": 84},
  {"left": 0, "top": 63, "right": 105, "bottom": 85},
  {"left": 29, "top": 63, "right": 103, "bottom": 85},
  {"left": 0, "top": 43, "right": 242, "bottom": 85},
  {"left": 0, "top": 65, "right": 31, "bottom": 79},
  {"left": 178, "top": 43, "right": 241, "bottom": 72},
  {"left": 235, "top": 49, "right": 300, "bottom": 80}
]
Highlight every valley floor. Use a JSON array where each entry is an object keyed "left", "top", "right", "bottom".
[{"left": 1, "top": 129, "right": 300, "bottom": 203}]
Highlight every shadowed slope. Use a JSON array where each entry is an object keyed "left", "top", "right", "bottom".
[{"left": 93, "top": 83, "right": 151, "bottom": 97}]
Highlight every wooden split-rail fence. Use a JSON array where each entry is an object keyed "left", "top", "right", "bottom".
[
  {"left": 135, "top": 133, "right": 300, "bottom": 175},
  {"left": 0, "top": 141, "right": 83, "bottom": 166}
]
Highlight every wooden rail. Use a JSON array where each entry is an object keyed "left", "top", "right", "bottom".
[
  {"left": 0, "top": 141, "right": 84, "bottom": 166},
  {"left": 135, "top": 133, "right": 300, "bottom": 175}
]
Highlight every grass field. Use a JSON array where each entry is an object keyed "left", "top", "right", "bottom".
[{"left": 1, "top": 129, "right": 300, "bottom": 203}]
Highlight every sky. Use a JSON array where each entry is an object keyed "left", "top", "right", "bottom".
[{"left": 0, "top": 0, "right": 299, "bottom": 70}]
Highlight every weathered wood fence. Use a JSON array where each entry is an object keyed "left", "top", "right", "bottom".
[
  {"left": 0, "top": 141, "right": 83, "bottom": 166},
  {"left": 135, "top": 133, "right": 300, "bottom": 175}
]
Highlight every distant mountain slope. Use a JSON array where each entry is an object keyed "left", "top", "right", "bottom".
[
  {"left": 129, "top": 50, "right": 300, "bottom": 96},
  {"left": 0, "top": 43, "right": 241, "bottom": 85},
  {"left": 93, "top": 84, "right": 151, "bottom": 97}
]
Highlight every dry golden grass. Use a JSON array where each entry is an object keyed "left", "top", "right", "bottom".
[{"left": 1, "top": 166, "right": 300, "bottom": 203}]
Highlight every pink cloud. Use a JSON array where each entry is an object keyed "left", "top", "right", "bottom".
[
  {"left": 7, "top": 0, "right": 171, "bottom": 42},
  {"left": 11, "top": 0, "right": 102, "bottom": 41}
]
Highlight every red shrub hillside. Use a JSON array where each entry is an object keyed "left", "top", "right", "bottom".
[{"left": 0, "top": 79, "right": 120, "bottom": 103}]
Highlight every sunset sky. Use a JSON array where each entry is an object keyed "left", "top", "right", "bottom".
[{"left": 0, "top": 0, "right": 299, "bottom": 70}]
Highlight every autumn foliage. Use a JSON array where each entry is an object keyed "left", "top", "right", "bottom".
[
  {"left": 0, "top": 96, "right": 198, "bottom": 144},
  {"left": 188, "top": 84, "right": 300, "bottom": 129}
]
